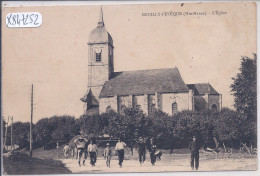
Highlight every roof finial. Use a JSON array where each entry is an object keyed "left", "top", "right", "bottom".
[{"left": 97, "top": 6, "right": 104, "bottom": 27}]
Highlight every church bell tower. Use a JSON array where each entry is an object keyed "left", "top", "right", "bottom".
[{"left": 81, "top": 7, "right": 114, "bottom": 114}]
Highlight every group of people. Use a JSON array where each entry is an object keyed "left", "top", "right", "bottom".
[
  {"left": 63, "top": 136, "right": 98, "bottom": 167},
  {"left": 113, "top": 137, "right": 163, "bottom": 167},
  {"left": 63, "top": 135, "right": 200, "bottom": 170},
  {"left": 137, "top": 137, "right": 162, "bottom": 166}
]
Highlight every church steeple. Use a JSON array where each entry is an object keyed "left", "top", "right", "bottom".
[
  {"left": 97, "top": 6, "right": 104, "bottom": 27},
  {"left": 82, "top": 6, "right": 114, "bottom": 114}
]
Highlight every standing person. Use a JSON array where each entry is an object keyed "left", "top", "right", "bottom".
[
  {"left": 63, "top": 143, "right": 70, "bottom": 159},
  {"left": 189, "top": 136, "right": 200, "bottom": 170},
  {"left": 115, "top": 138, "right": 127, "bottom": 168},
  {"left": 75, "top": 136, "right": 88, "bottom": 167},
  {"left": 137, "top": 137, "right": 146, "bottom": 166},
  {"left": 103, "top": 143, "right": 112, "bottom": 168},
  {"left": 150, "top": 144, "right": 157, "bottom": 166},
  {"left": 88, "top": 139, "right": 98, "bottom": 167},
  {"left": 148, "top": 137, "right": 156, "bottom": 165}
]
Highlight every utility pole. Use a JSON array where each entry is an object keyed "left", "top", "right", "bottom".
[
  {"left": 10, "top": 116, "right": 13, "bottom": 152},
  {"left": 30, "top": 84, "right": 33, "bottom": 157},
  {"left": 3, "top": 117, "right": 9, "bottom": 150}
]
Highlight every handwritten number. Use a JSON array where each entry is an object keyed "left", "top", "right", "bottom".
[
  {"left": 34, "top": 14, "right": 39, "bottom": 25},
  {"left": 29, "top": 14, "right": 34, "bottom": 24},
  {"left": 6, "top": 13, "right": 41, "bottom": 27}
]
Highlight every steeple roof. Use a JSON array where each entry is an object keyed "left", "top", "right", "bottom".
[
  {"left": 88, "top": 6, "right": 113, "bottom": 44},
  {"left": 80, "top": 89, "right": 99, "bottom": 106},
  {"left": 97, "top": 6, "right": 104, "bottom": 27}
]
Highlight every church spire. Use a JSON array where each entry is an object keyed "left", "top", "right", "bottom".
[{"left": 97, "top": 6, "right": 104, "bottom": 27}]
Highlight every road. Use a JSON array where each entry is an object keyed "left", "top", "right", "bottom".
[{"left": 61, "top": 156, "right": 257, "bottom": 173}]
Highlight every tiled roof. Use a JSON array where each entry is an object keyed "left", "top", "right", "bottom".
[
  {"left": 187, "top": 83, "right": 219, "bottom": 95},
  {"left": 99, "top": 67, "right": 189, "bottom": 98}
]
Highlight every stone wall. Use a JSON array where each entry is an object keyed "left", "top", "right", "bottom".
[
  {"left": 88, "top": 43, "right": 111, "bottom": 99},
  {"left": 99, "top": 96, "right": 118, "bottom": 114},
  {"left": 208, "top": 94, "right": 221, "bottom": 111},
  {"left": 99, "top": 91, "right": 195, "bottom": 115},
  {"left": 161, "top": 92, "right": 190, "bottom": 115}
]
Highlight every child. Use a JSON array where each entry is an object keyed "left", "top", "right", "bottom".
[{"left": 104, "top": 143, "right": 112, "bottom": 168}]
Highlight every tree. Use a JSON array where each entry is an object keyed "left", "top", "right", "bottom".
[
  {"left": 106, "top": 110, "right": 132, "bottom": 140},
  {"left": 78, "top": 114, "right": 101, "bottom": 136},
  {"left": 231, "top": 54, "right": 257, "bottom": 120},
  {"left": 34, "top": 118, "right": 52, "bottom": 149},
  {"left": 214, "top": 108, "right": 240, "bottom": 148},
  {"left": 147, "top": 110, "right": 173, "bottom": 149},
  {"left": 230, "top": 54, "right": 257, "bottom": 147},
  {"left": 4, "top": 122, "right": 30, "bottom": 149},
  {"left": 34, "top": 115, "right": 79, "bottom": 148}
]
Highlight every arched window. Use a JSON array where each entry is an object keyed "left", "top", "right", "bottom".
[
  {"left": 96, "top": 53, "right": 101, "bottom": 62},
  {"left": 211, "top": 104, "right": 217, "bottom": 112},
  {"left": 95, "top": 49, "right": 102, "bottom": 62},
  {"left": 106, "top": 106, "right": 111, "bottom": 113},
  {"left": 172, "top": 103, "right": 178, "bottom": 115},
  {"left": 149, "top": 104, "right": 156, "bottom": 114}
]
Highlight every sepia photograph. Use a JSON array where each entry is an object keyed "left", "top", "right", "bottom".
[{"left": 1, "top": 1, "right": 258, "bottom": 175}]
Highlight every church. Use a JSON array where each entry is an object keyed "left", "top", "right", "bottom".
[{"left": 81, "top": 8, "right": 222, "bottom": 116}]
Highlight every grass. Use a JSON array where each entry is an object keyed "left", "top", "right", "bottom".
[{"left": 3, "top": 152, "right": 72, "bottom": 175}]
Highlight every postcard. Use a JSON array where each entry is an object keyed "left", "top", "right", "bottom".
[{"left": 1, "top": 1, "right": 257, "bottom": 175}]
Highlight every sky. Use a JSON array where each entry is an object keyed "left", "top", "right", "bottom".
[{"left": 2, "top": 2, "right": 256, "bottom": 123}]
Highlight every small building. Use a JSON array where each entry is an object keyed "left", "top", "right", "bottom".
[{"left": 81, "top": 8, "right": 222, "bottom": 116}]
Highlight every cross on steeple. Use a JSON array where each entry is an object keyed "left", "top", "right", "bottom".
[{"left": 97, "top": 6, "right": 104, "bottom": 27}]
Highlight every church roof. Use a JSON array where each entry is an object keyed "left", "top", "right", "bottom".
[
  {"left": 88, "top": 7, "right": 113, "bottom": 45},
  {"left": 80, "top": 89, "right": 99, "bottom": 105},
  {"left": 186, "top": 83, "right": 219, "bottom": 95},
  {"left": 99, "top": 67, "right": 189, "bottom": 98}
]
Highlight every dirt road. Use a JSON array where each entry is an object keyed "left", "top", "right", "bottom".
[{"left": 61, "top": 156, "right": 257, "bottom": 173}]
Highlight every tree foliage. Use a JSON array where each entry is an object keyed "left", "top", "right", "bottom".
[
  {"left": 5, "top": 122, "right": 30, "bottom": 148},
  {"left": 230, "top": 54, "right": 257, "bottom": 147},
  {"left": 33, "top": 115, "right": 79, "bottom": 148},
  {"left": 231, "top": 54, "right": 257, "bottom": 119}
]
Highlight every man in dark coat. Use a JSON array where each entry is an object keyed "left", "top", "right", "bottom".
[
  {"left": 137, "top": 137, "right": 146, "bottom": 165},
  {"left": 189, "top": 136, "right": 200, "bottom": 170},
  {"left": 147, "top": 137, "right": 157, "bottom": 166}
]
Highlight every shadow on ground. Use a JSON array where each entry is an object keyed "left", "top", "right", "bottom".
[{"left": 3, "top": 152, "right": 72, "bottom": 175}]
